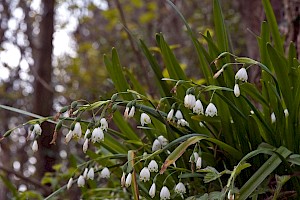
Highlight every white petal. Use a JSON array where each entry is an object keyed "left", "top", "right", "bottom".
[
  {"left": 234, "top": 84, "right": 240, "bottom": 97},
  {"left": 125, "top": 173, "right": 132, "bottom": 187},
  {"left": 32, "top": 140, "right": 38, "bottom": 152},
  {"left": 149, "top": 183, "right": 156, "bottom": 198}
]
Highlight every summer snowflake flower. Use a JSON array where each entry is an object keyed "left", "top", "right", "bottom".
[
  {"left": 228, "top": 190, "right": 235, "bottom": 200},
  {"left": 284, "top": 109, "right": 289, "bottom": 117},
  {"left": 175, "top": 182, "right": 186, "bottom": 194},
  {"left": 139, "top": 167, "right": 150, "bottom": 182},
  {"left": 205, "top": 103, "right": 218, "bottom": 117},
  {"left": 234, "top": 84, "right": 240, "bottom": 97},
  {"left": 184, "top": 94, "right": 196, "bottom": 109},
  {"left": 83, "top": 168, "right": 88, "bottom": 179},
  {"left": 193, "top": 100, "right": 204, "bottom": 115},
  {"left": 67, "top": 177, "right": 73, "bottom": 190},
  {"left": 190, "top": 152, "right": 199, "bottom": 163},
  {"left": 121, "top": 172, "right": 126, "bottom": 187},
  {"left": 140, "top": 113, "right": 151, "bottom": 126},
  {"left": 158, "top": 135, "right": 168, "bottom": 147},
  {"left": 235, "top": 68, "right": 248, "bottom": 82},
  {"left": 77, "top": 175, "right": 85, "bottom": 187},
  {"left": 196, "top": 157, "right": 202, "bottom": 169},
  {"left": 160, "top": 186, "right": 171, "bottom": 200},
  {"left": 271, "top": 112, "right": 276, "bottom": 123},
  {"left": 73, "top": 122, "right": 82, "bottom": 138},
  {"left": 175, "top": 110, "right": 183, "bottom": 120},
  {"left": 83, "top": 139, "right": 89, "bottom": 153},
  {"left": 177, "top": 119, "right": 189, "bottom": 127},
  {"left": 33, "top": 124, "right": 42, "bottom": 135},
  {"left": 100, "top": 167, "right": 110, "bottom": 178},
  {"left": 84, "top": 129, "right": 91, "bottom": 140},
  {"left": 148, "top": 160, "right": 159, "bottom": 172},
  {"left": 65, "top": 130, "right": 73, "bottom": 143},
  {"left": 87, "top": 168, "right": 94, "bottom": 180},
  {"left": 167, "top": 109, "right": 174, "bottom": 121},
  {"left": 125, "top": 173, "right": 132, "bottom": 187},
  {"left": 128, "top": 106, "right": 135, "bottom": 118},
  {"left": 91, "top": 127, "right": 104, "bottom": 143},
  {"left": 124, "top": 106, "right": 130, "bottom": 118},
  {"left": 100, "top": 118, "right": 108, "bottom": 131},
  {"left": 152, "top": 139, "right": 162, "bottom": 152},
  {"left": 32, "top": 140, "right": 38, "bottom": 152},
  {"left": 149, "top": 183, "right": 156, "bottom": 198}
]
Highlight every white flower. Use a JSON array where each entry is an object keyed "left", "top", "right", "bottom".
[
  {"left": 100, "top": 167, "right": 110, "bottom": 178},
  {"left": 73, "top": 122, "right": 82, "bottom": 138},
  {"left": 189, "top": 152, "right": 199, "bottom": 163},
  {"left": 284, "top": 109, "right": 289, "bottom": 117},
  {"left": 84, "top": 129, "right": 91, "bottom": 140},
  {"left": 205, "top": 103, "right": 218, "bottom": 117},
  {"left": 177, "top": 119, "right": 189, "bottom": 127},
  {"left": 124, "top": 106, "right": 130, "bottom": 118},
  {"left": 213, "top": 68, "right": 224, "bottom": 79},
  {"left": 234, "top": 84, "right": 240, "bottom": 97},
  {"left": 148, "top": 160, "right": 158, "bottom": 172},
  {"left": 139, "top": 167, "right": 150, "bottom": 182},
  {"left": 235, "top": 68, "right": 248, "bottom": 82},
  {"left": 196, "top": 157, "right": 202, "bottom": 169},
  {"left": 149, "top": 183, "right": 156, "bottom": 198},
  {"left": 160, "top": 186, "right": 171, "bottom": 200},
  {"left": 32, "top": 140, "right": 38, "bottom": 152},
  {"left": 158, "top": 135, "right": 168, "bottom": 147},
  {"left": 140, "top": 113, "right": 151, "bottom": 126},
  {"left": 87, "top": 168, "right": 94, "bottom": 180},
  {"left": 175, "top": 182, "right": 186, "bottom": 194},
  {"left": 121, "top": 172, "right": 126, "bottom": 187},
  {"left": 65, "top": 130, "right": 73, "bottom": 143},
  {"left": 184, "top": 94, "right": 196, "bottom": 109},
  {"left": 33, "top": 124, "right": 42, "bottom": 135},
  {"left": 67, "top": 177, "right": 73, "bottom": 190},
  {"left": 228, "top": 190, "right": 235, "bottom": 200},
  {"left": 167, "top": 109, "right": 174, "bottom": 121},
  {"left": 152, "top": 139, "right": 162, "bottom": 152},
  {"left": 125, "top": 173, "right": 132, "bottom": 187},
  {"left": 100, "top": 118, "right": 108, "bottom": 131},
  {"left": 271, "top": 112, "right": 276, "bottom": 123},
  {"left": 91, "top": 127, "right": 104, "bottom": 143},
  {"left": 83, "top": 168, "right": 88, "bottom": 179},
  {"left": 250, "top": 110, "right": 254, "bottom": 115},
  {"left": 128, "top": 106, "right": 135, "bottom": 118},
  {"left": 199, "top": 122, "right": 205, "bottom": 127},
  {"left": 77, "top": 175, "right": 85, "bottom": 187},
  {"left": 193, "top": 100, "right": 204, "bottom": 115},
  {"left": 175, "top": 110, "right": 183, "bottom": 120},
  {"left": 83, "top": 139, "right": 89, "bottom": 153}
]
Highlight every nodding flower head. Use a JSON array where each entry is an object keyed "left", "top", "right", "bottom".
[
  {"left": 157, "top": 135, "right": 168, "bottom": 147},
  {"left": 149, "top": 183, "right": 156, "bottom": 198},
  {"left": 33, "top": 124, "right": 42, "bottom": 135},
  {"left": 100, "top": 167, "right": 110, "bottom": 178},
  {"left": 91, "top": 127, "right": 104, "bottom": 143},
  {"left": 100, "top": 118, "right": 108, "bottom": 131},
  {"left": 193, "top": 100, "right": 204, "bottom": 115},
  {"left": 175, "top": 182, "right": 186, "bottom": 194},
  {"left": 235, "top": 68, "right": 248, "bottom": 82},
  {"left": 128, "top": 106, "right": 135, "bottom": 118},
  {"left": 148, "top": 160, "right": 159, "bottom": 172},
  {"left": 175, "top": 110, "right": 183, "bottom": 120},
  {"left": 205, "top": 103, "right": 218, "bottom": 117},
  {"left": 32, "top": 140, "right": 38, "bottom": 152},
  {"left": 160, "top": 186, "right": 171, "bottom": 200},
  {"left": 87, "top": 168, "right": 94, "bottom": 180},
  {"left": 152, "top": 139, "right": 162, "bottom": 152},
  {"left": 73, "top": 122, "right": 82, "bottom": 138},
  {"left": 139, "top": 167, "right": 150, "bottom": 182},
  {"left": 234, "top": 84, "right": 240, "bottom": 97},
  {"left": 184, "top": 94, "right": 196, "bottom": 109},
  {"left": 77, "top": 175, "right": 85, "bottom": 187},
  {"left": 167, "top": 109, "right": 174, "bottom": 122},
  {"left": 125, "top": 173, "right": 132, "bottom": 187},
  {"left": 140, "top": 113, "right": 151, "bottom": 126}
]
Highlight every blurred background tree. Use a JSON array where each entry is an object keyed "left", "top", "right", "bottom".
[{"left": 0, "top": 0, "right": 299, "bottom": 198}]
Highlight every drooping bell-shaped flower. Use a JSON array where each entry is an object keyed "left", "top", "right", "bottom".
[
  {"left": 152, "top": 139, "right": 162, "bottom": 152},
  {"left": 124, "top": 106, "right": 130, "bottom": 118},
  {"left": 73, "top": 122, "right": 82, "bottom": 138},
  {"left": 235, "top": 68, "right": 248, "bottom": 82},
  {"left": 228, "top": 190, "right": 235, "bottom": 200},
  {"left": 83, "top": 168, "right": 88, "bottom": 179},
  {"left": 87, "top": 167, "right": 94, "bottom": 180},
  {"left": 128, "top": 106, "right": 135, "bottom": 118},
  {"left": 83, "top": 139, "right": 89, "bottom": 153},
  {"left": 189, "top": 152, "right": 199, "bottom": 163},
  {"left": 65, "top": 130, "right": 73, "bottom": 143},
  {"left": 234, "top": 84, "right": 240, "bottom": 97},
  {"left": 32, "top": 140, "right": 38, "bottom": 152},
  {"left": 91, "top": 127, "right": 104, "bottom": 143},
  {"left": 205, "top": 103, "right": 218, "bottom": 117},
  {"left": 271, "top": 112, "right": 276, "bottom": 123},
  {"left": 149, "top": 183, "right": 156, "bottom": 198},
  {"left": 84, "top": 129, "right": 91, "bottom": 140},
  {"left": 140, "top": 113, "right": 151, "bottom": 126},
  {"left": 148, "top": 160, "right": 159, "bottom": 172},
  {"left": 121, "top": 172, "right": 126, "bottom": 187},
  {"left": 125, "top": 173, "right": 132, "bottom": 187},
  {"left": 100, "top": 167, "right": 110, "bottom": 178},
  {"left": 175, "top": 110, "right": 183, "bottom": 120},
  {"left": 184, "top": 94, "right": 196, "bottom": 109},
  {"left": 77, "top": 175, "right": 85, "bottom": 187},
  {"left": 193, "top": 100, "right": 204, "bottom": 115},
  {"left": 139, "top": 167, "right": 150, "bottom": 182},
  {"left": 175, "top": 182, "right": 186, "bottom": 194},
  {"left": 100, "top": 118, "right": 108, "bottom": 131},
  {"left": 33, "top": 124, "right": 42, "bottom": 135},
  {"left": 284, "top": 109, "right": 289, "bottom": 117},
  {"left": 177, "top": 119, "right": 189, "bottom": 127},
  {"left": 196, "top": 157, "right": 202, "bottom": 169},
  {"left": 158, "top": 135, "right": 168, "bottom": 147},
  {"left": 167, "top": 109, "right": 174, "bottom": 122},
  {"left": 67, "top": 177, "right": 73, "bottom": 190},
  {"left": 160, "top": 186, "right": 171, "bottom": 200}
]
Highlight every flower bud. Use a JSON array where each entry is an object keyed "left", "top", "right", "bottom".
[
  {"left": 125, "top": 173, "right": 132, "bottom": 187},
  {"left": 149, "top": 183, "right": 156, "bottom": 198},
  {"left": 77, "top": 175, "right": 85, "bottom": 187},
  {"left": 32, "top": 140, "right": 38, "bottom": 152},
  {"left": 234, "top": 84, "right": 240, "bottom": 97}
]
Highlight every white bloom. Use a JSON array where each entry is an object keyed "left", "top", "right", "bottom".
[
  {"left": 284, "top": 109, "right": 289, "bottom": 117},
  {"left": 124, "top": 107, "right": 130, "bottom": 118},
  {"left": 32, "top": 140, "right": 38, "bottom": 152},
  {"left": 73, "top": 122, "right": 82, "bottom": 138},
  {"left": 121, "top": 172, "right": 126, "bottom": 187},
  {"left": 213, "top": 67, "right": 224, "bottom": 79},
  {"left": 100, "top": 167, "right": 110, "bottom": 178},
  {"left": 175, "top": 182, "right": 186, "bottom": 194},
  {"left": 205, "top": 103, "right": 218, "bottom": 117},
  {"left": 160, "top": 186, "right": 171, "bottom": 200},
  {"left": 196, "top": 157, "right": 202, "bottom": 169},
  {"left": 167, "top": 109, "right": 174, "bottom": 121},
  {"left": 175, "top": 110, "right": 183, "bottom": 120},
  {"left": 140, "top": 113, "right": 151, "bottom": 126},
  {"left": 100, "top": 118, "right": 108, "bottom": 131},
  {"left": 83, "top": 139, "right": 89, "bottom": 153},
  {"left": 250, "top": 110, "right": 254, "bottom": 115},
  {"left": 128, "top": 106, "right": 135, "bottom": 118},
  {"left": 84, "top": 129, "right": 91, "bottom": 140},
  {"left": 199, "top": 122, "right": 205, "bottom": 127},
  {"left": 234, "top": 84, "right": 240, "bottom": 97},
  {"left": 33, "top": 124, "right": 42, "bottom": 135},
  {"left": 152, "top": 139, "right": 162, "bottom": 152},
  {"left": 149, "top": 183, "right": 156, "bottom": 198},
  {"left": 228, "top": 190, "right": 235, "bottom": 200},
  {"left": 158, "top": 135, "right": 168, "bottom": 147},
  {"left": 77, "top": 175, "right": 85, "bottom": 187},
  {"left": 87, "top": 168, "right": 94, "bottom": 180},
  {"left": 190, "top": 152, "right": 199, "bottom": 163},
  {"left": 65, "top": 130, "right": 73, "bottom": 143},
  {"left": 193, "top": 100, "right": 204, "bottom": 115},
  {"left": 148, "top": 160, "right": 158, "bottom": 172},
  {"left": 177, "top": 119, "right": 189, "bottom": 127},
  {"left": 235, "top": 68, "right": 248, "bottom": 82},
  {"left": 67, "top": 177, "right": 73, "bottom": 190},
  {"left": 125, "top": 173, "right": 132, "bottom": 187},
  {"left": 271, "top": 112, "right": 276, "bottom": 123},
  {"left": 139, "top": 167, "right": 150, "bottom": 182},
  {"left": 83, "top": 168, "right": 88, "bottom": 179},
  {"left": 91, "top": 127, "right": 104, "bottom": 143},
  {"left": 184, "top": 94, "right": 196, "bottom": 109}
]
